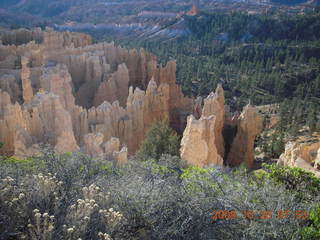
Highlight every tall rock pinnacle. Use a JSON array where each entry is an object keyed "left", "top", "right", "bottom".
[{"left": 21, "top": 56, "right": 33, "bottom": 103}]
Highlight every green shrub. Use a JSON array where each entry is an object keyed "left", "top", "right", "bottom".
[
  {"left": 0, "top": 156, "right": 39, "bottom": 171},
  {"left": 180, "top": 165, "right": 224, "bottom": 194},
  {"left": 99, "top": 162, "right": 114, "bottom": 174},
  {"left": 263, "top": 163, "right": 320, "bottom": 200},
  {"left": 300, "top": 205, "right": 320, "bottom": 240},
  {"left": 252, "top": 169, "right": 268, "bottom": 181},
  {"left": 180, "top": 165, "right": 210, "bottom": 180},
  {"left": 137, "top": 120, "right": 180, "bottom": 160}
]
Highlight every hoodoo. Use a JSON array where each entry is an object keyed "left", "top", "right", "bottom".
[
  {"left": 180, "top": 85, "right": 263, "bottom": 168},
  {"left": 0, "top": 28, "right": 195, "bottom": 160},
  {"left": 0, "top": 28, "right": 263, "bottom": 168}
]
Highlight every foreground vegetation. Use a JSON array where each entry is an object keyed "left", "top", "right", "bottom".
[
  {"left": 0, "top": 146, "right": 319, "bottom": 240},
  {"left": 1, "top": 122, "right": 320, "bottom": 239}
]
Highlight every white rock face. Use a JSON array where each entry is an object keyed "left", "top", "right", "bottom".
[{"left": 278, "top": 136, "right": 320, "bottom": 177}]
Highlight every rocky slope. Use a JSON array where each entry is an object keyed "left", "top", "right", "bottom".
[
  {"left": 0, "top": 28, "right": 263, "bottom": 168},
  {"left": 278, "top": 133, "right": 320, "bottom": 177}
]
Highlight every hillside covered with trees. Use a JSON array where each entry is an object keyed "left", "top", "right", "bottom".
[{"left": 115, "top": 9, "right": 320, "bottom": 134}]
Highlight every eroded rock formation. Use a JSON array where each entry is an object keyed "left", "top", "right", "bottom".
[
  {"left": 0, "top": 28, "right": 194, "bottom": 160},
  {"left": 21, "top": 56, "right": 33, "bottom": 103},
  {"left": 0, "top": 74, "right": 20, "bottom": 103},
  {"left": 278, "top": 134, "right": 320, "bottom": 177},
  {"left": 201, "top": 84, "right": 225, "bottom": 157},
  {"left": 76, "top": 78, "right": 171, "bottom": 155},
  {"left": 39, "top": 64, "right": 76, "bottom": 112},
  {"left": 180, "top": 115, "right": 223, "bottom": 167},
  {"left": 83, "top": 134, "right": 128, "bottom": 164},
  {"left": 315, "top": 148, "right": 320, "bottom": 170},
  {"left": 93, "top": 63, "right": 129, "bottom": 107},
  {"left": 0, "top": 89, "right": 16, "bottom": 155},
  {"left": 0, "top": 28, "right": 263, "bottom": 168},
  {"left": 227, "top": 104, "right": 263, "bottom": 168},
  {"left": 180, "top": 86, "right": 263, "bottom": 168}
]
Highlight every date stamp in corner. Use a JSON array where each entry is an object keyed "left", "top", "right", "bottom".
[{"left": 210, "top": 209, "right": 309, "bottom": 221}]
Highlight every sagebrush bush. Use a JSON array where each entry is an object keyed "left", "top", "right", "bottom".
[
  {"left": 0, "top": 148, "right": 125, "bottom": 240},
  {"left": 0, "top": 149, "right": 319, "bottom": 240}
]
